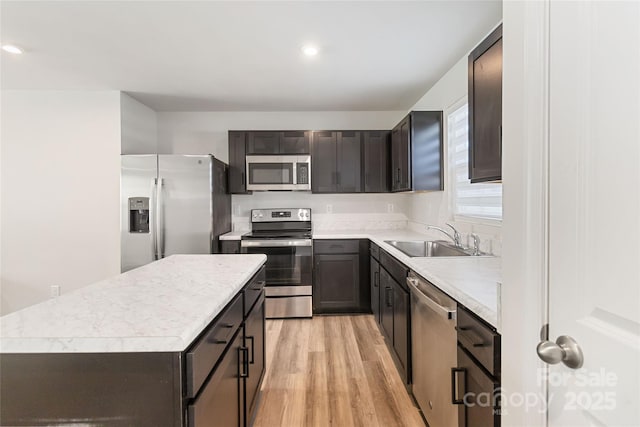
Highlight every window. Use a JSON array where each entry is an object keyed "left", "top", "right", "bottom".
[{"left": 448, "top": 101, "right": 502, "bottom": 220}]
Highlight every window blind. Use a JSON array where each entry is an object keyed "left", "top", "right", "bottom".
[{"left": 448, "top": 103, "right": 503, "bottom": 220}]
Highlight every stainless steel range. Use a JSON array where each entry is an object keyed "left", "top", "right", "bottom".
[{"left": 241, "top": 208, "right": 312, "bottom": 318}]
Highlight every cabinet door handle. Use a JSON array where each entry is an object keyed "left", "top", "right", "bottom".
[
  {"left": 451, "top": 367, "right": 466, "bottom": 405},
  {"left": 374, "top": 271, "right": 379, "bottom": 287},
  {"left": 241, "top": 172, "right": 245, "bottom": 185},
  {"left": 247, "top": 335, "right": 255, "bottom": 364},
  {"left": 239, "top": 346, "right": 249, "bottom": 378}
]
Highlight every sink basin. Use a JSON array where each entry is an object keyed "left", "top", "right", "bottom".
[{"left": 384, "top": 240, "right": 470, "bottom": 258}]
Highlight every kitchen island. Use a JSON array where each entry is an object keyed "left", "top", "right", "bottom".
[{"left": 0, "top": 254, "right": 267, "bottom": 426}]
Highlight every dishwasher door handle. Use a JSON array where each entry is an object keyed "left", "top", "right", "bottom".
[{"left": 407, "top": 277, "right": 456, "bottom": 320}]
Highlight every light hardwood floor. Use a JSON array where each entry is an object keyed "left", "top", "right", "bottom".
[{"left": 253, "top": 315, "right": 425, "bottom": 427}]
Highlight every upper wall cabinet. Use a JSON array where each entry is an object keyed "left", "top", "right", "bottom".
[
  {"left": 246, "top": 131, "right": 310, "bottom": 155},
  {"left": 363, "top": 131, "right": 391, "bottom": 193},
  {"left": 311, "top": 131, "right": 362, "bottom": 193},
  {"left": 468, "top": 24, "right": 503, "bottom": 183},
  {"left": 390, "top": 111, "right": 443, "bottom": 192},
  {"left": 228, "top": 131, "right": 250, "bottom": 194}
]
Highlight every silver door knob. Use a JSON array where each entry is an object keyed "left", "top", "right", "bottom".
[{"left": 536, "top": 335, "right": 584, "bottom": 369}]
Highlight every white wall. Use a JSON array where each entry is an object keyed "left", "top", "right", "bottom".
[
  {"left": 0, "top": 91, "right": 122, "bottom": 315},
  {"left": 156, "top": 110, "right": 411, "bottom": 225},
  {"left": 120, "top": 93, "right": 157, "bottom": 154},
  {"left": 405, "top": 38, "right": 502, "bottom": 255}
]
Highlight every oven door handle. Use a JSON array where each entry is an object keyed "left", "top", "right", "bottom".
[{"left": 241, "top": 239, "right": 312, "bottom": 248}]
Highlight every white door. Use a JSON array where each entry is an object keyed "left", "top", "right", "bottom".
[{"left": 544, "top": 1, "right": 640, "bottom": 425}]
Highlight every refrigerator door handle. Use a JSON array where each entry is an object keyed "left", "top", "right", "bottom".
[
  {"left": 157, "top": 177, "right": 165, "bottom": 259},
  {"left": 150, "top": 178, "right": 159, "bottom": 260}
]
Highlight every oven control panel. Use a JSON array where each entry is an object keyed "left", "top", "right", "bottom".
[{"left": 251, "top": 208, "right": 311, "bottom": 222}]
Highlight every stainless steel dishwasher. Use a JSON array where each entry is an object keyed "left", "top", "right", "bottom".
[{"left": 407, "top": 271, "right": 458, "bottom": 427}]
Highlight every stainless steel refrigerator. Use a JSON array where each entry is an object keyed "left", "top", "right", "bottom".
[{"left": 120, "top": 154, "right": 231, "bottom": 272}]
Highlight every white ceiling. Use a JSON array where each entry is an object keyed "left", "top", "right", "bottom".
[{"left": 1, "top": 1, "right": 502, "bottom": 112}]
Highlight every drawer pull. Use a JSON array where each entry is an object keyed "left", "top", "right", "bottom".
[
  {"left": 207, "top": 323, "right": 234, "bottom": 344},
  {"left": 451, "top": 367, "right": 466, "bottom": 405},
  {"left": 457, "top": 326, "right": 486, "bottom": 348}
]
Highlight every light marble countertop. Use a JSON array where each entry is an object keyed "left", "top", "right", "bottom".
[
  {"left": 314, "top": 229, "right": 501, "bottom": 330},
  {"left": 0, "top": 254, "right": 266, "bottom": 353},
  {"left": 220, "top": 231, "right": 247, "bottom": 240}
]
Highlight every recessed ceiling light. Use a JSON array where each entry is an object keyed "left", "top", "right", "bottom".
[
  {"left": 302, "top": 45, "right": 319, "bottom": 57},
  {"left": 2, "top": 45, "right": 24, "bottom": 54}
]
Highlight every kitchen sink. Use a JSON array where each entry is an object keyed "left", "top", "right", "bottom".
[{"left": 384, "top": 240, "right": 470, "bottom": 258}]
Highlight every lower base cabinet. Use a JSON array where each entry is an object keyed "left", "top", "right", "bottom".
[
  {"left": 454, "top": 305, "right": 501, "bottom": 427},
  {"left": 377, "top": 250, "right": 411, "bottom": 384},
  {"left": 313, "top": 240, "right": 370, "bottom": 313},
  {"left": 188, "top": 328, "right": 245, "bottom": 427}
]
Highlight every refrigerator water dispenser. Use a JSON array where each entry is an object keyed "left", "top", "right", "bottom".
[{"left": 128, "top": 197, "right": 150, "bottom": 233}]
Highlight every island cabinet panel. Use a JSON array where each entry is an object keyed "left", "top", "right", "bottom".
[
  {"left": 0, "top": 352, "right": 183, "bottom": 426},
  {"left": 188, "top": 328, "right": 244, "bottom": 427},
  {"left": 186, "top": 294, "right": 243, "bottom": 398},
  {"left": 0, "top": 264, "right": 268, "bottom": 427},
  {"left": 244, "top": 293, "right": 266, "bottom": 424}
]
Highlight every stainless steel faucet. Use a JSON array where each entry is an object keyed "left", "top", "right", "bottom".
[
  {"left": 426, "top": 223, "right": 463, "bottom": 248},
  {"left": 470, "top": 233, "right": 482, "bottom": 256}
]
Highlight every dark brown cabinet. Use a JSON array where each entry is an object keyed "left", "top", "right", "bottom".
[
  {"left": 378, "top": 250, "right": 411, "bottom": 383},
  {"left": 313, "top": 239, "right": 370, "bottom": 313},
  {"left": 391, "top": 111, "right": 443, "bottom": 192},
  {"left": 221, "top": 240, "right": 241, "bottom": 254},
  {"left": 228, "top": 131, "right": 250, "bottom": 194},
  {"left": 363, "top": 131, "right": 391, "bottom": 193},
  {"left": 246, "top": 131, "right": 310, "bottom": 155},
  {"left": 0, "top": 267, "right": 267, "bottom": 427},
  {"left": 243, "top": 293, "right": 265, "bottom": 426},
  {"left": 247, "top": 131, "right": 280, "bottom": 154},
  {"left": 370, "top": 255, "right": 381, "bottom": 324},
  {"left": 455, "top": 305, "right": 501, "bottom": 427},
  {"left": 468, "top": 24, "right": 503, "bottom": 183},
  {"left": 311, "top": 131, "right": 362, "bottom": 193}
]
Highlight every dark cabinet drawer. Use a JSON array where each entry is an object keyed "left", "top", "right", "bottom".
[
  {"left": 185, "top": 294, "right": 243, "bottom": 398},
  {"left": 314, "top": 239, "right": 360, "bottom": 254},
  {"left": 455, "top": 345, "right": 500, "bottom": 427},
  {"left": 243, "top": 267, "right": 265, "bottom": 317},
  {"left": 188, "top": 328, "right": 244, "bottom": 427},
  {"left": 220, "top": 240, "right": 241, "bottom": 254},
  {"left": 369, "top": 242, "right": 380, "bottom": 260},
  {"left": 380, "top": 250, "right": 409, "bottom": 290},
  {"left": 457, "top": 305, "right": 500, "bottom": 378}
]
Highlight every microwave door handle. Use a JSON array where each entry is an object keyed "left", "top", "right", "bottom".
[{"left": 292, "top": 162, "right": 297, "bottom": 185}]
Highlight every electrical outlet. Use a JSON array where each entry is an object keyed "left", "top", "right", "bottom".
[
  {"left": 387, "top": 203, "right": 394, "bottom": 213},
  {"left": 50, "top": 285, "right": 60, "bottom": 298},
  {"left": 326, "top": 204, "right": 333, "bottom": 214}
]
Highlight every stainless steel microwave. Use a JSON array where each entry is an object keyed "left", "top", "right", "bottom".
[{"left": 245, "top": 155, "right": 311, "bottom": 191}]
